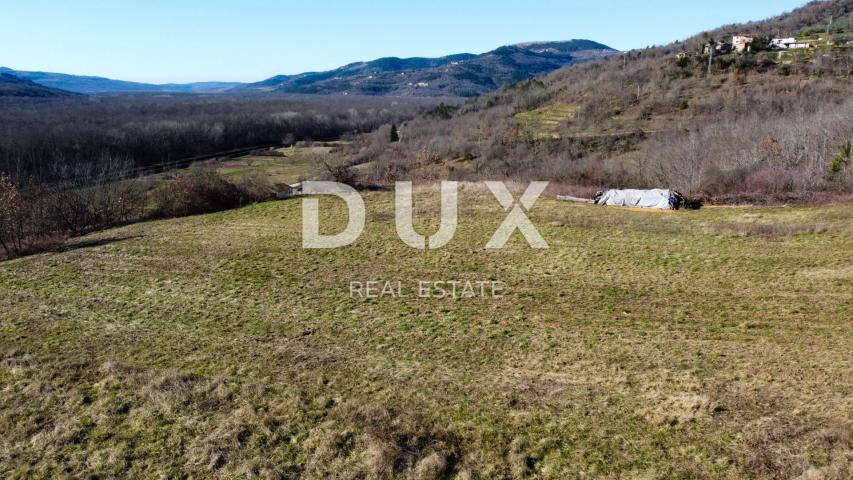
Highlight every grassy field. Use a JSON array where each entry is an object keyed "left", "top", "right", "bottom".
[
  {"left": 201, "top": 145, "right": 332, "bottom": 186},
  {"left": 514, "top": 104, "right": 578, "bottom": 138},
  {"left": 0, "top": 186, "right": 851, "bottom": 479}
]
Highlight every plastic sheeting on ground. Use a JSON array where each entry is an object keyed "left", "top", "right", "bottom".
[{"left": 594, "top": 189, "right": 680, "bottom": 209}]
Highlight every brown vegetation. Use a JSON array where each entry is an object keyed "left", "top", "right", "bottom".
[
  {"left": 0, "top": 93, "right": 441, "bottom": 259},
  {"left": 0, "top": 94, "right": 437, "bottom": 183},
  {"left": 0, "top": 174, "right": 27, "bottom": 256},
  {"left": 0, "top": 165, "right": 280, "bottom": 260},
  {"left": 337, "top": 1, "right": 853, "bottom": 202}
]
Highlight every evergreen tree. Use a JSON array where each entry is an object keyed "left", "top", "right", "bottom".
[{"left": 389, "top": 123, "right": 399, "bottom": 143}]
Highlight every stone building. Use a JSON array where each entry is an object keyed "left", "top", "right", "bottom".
[{"left": 732, "top": 35, "right": 754, "bottom": 53}]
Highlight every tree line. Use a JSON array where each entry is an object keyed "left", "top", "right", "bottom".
[
  {"left": 0, "top": 93, "right": 436, "bottom": 183},
  {"left": 0, "top": 93, "right": 440, "bottom": 258}
]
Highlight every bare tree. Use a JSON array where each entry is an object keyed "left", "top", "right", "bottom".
[{"left": 0, "top": 174, "right": 28, "bottom": 257}]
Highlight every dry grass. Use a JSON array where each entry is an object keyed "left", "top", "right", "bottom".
[
  {"left": 0, "top": 189, "right": 851, "bottom": 478},
  {"left": 514, "top": 104, "right": 578, "bottom": 138},
  {"left": 203, "top": 145, "right": 326, "bottom": 186},
  {"left": 712, "top": 222, "right": 829, "bottom": 239}
]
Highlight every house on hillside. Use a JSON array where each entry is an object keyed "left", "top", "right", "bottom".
[
  {"left": 770, "top": 37, "right": 811, "bottom": 49},
  {"left": 702, "top": 42, "right": 732, "bottom": 55},
  {"left": 732, "top": 35, "right": 754, "bottom": 53}
]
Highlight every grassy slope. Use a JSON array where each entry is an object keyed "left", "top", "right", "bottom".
[
  {"left": 514, "top": 104, "right": 579, "bottom": 138},
  {"left": 203, "top": 145, "right": 327, "bottom": 186},
  {"left": 0, "top": 188, "right": 851, "bottom": 478}
]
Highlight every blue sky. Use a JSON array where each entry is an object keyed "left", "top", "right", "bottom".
[{"left": 2, "top": 0, "right": 808, "bottom": 83}]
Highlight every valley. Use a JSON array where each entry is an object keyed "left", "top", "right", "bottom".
[{"left": 1, "top": 1, "right": 851, "bottom": 478}]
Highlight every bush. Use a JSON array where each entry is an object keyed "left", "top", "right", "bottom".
[
  {"left": 428, "top": 103, "right": 460, "bottom": 120},
  {"left": 232, "top": 173, "right": 278, "bottom": 203},
  {"left": 152, "top": 170, "right": 242, "bottom": 218},
  {"left": 319, "top": 158, "right": 357, "bottom": 186},
  {"left": 829, "top": 141, "right": 851, "bottom": 180}
]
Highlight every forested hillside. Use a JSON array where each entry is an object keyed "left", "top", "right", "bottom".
[
  {"left": 0, "top": 67, "right": 242, "bottom": 94},
  {"left": 235, "top": 40, "right": 616, "bottom": 97},
  {"left": 342, "top": 0, "right": 853, "bottom": 202},
  {"left": 0, "top": 73, "right": 77, "bottom": 98}
]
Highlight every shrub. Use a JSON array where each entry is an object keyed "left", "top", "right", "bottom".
[
  {"left": 232, "top": 173, "right": 277, "bottom": 203},
  {"left": 428, "top": 103, "right": 461, "bottom": 120},
  {"left": 319, "top": 158, "right": 357, "bottom": 186},
  {"left": 152, "top": 170, "right": 241, "bottom": 218},
  {"left": 829, "top": 141, "right": 851, "bottom": 179}
]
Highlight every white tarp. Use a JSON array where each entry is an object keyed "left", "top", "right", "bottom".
[{"left": 595, "top": 189, "right": 676, "bottom": 209}]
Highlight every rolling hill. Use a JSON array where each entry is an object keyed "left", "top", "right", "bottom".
[
  {"left": 0, "top": 73, "right": 78, "bottom": 97},
  {"left": 3, "top": 40, "right": 615, "bottom": 98},
  {"left": 234, "top": 40, "right": 618, "bottom": 97},
  {"left": 0, "top": 67, "right": 243, "bottom": 94},
  {"left": 346, "top": 0, "right": 853, "bottom": 201}
]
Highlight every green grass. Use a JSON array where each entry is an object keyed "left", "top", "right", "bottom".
[
  {"left": 1, "top": 187, "right": 851, "bottom": 478},
  {"left": 204, "top": 146, "right": 326, "bottom": 186},
  {"left": 514, "top": 104, "right": 577, "bottom": 138},
  {"left": 215, "top": 156, "right": 314, "bottom": 185}
]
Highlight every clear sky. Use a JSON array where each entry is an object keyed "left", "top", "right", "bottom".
[{"left": 1, "top": 0, "right": 809, "bottom": 84}]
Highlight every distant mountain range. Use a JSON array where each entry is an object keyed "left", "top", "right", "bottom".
[
  {"left": 235, "top": 40, "right": 617, "bottom": 97},
  {"left": 1, "top": 39, "right": 616, "bottom": 97},
  {"left": 0, "top": 67, "right": 242, "bottom": 94},
  {"left": 0, "top": 73, "right": 78, "bottom": 98}
]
